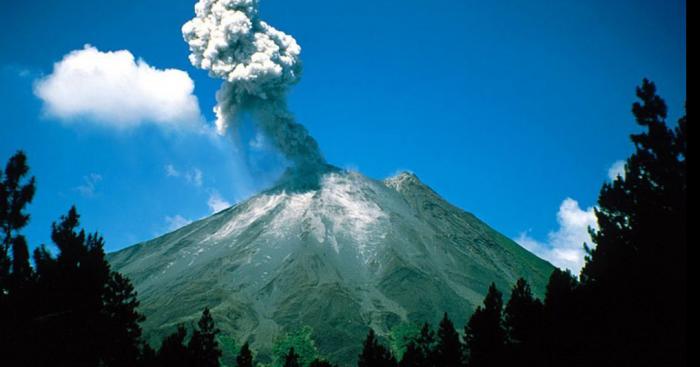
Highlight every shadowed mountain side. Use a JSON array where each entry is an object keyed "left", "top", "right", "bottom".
[{"left": 108, "top": 170, "right": 554, "bottom": 366}]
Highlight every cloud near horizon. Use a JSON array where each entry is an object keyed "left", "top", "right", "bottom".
[
  {"left": 34, "top": 45, "right": 202, "bottom": 129},
  {"left": 515, "top": 159, "right": 636, "bottom": 274},
  {"left": 207, "top": 191, "right": 231, "bottom": 213},
  {"left": 516, "top": 198, "right": 598, "bottom": 275}
]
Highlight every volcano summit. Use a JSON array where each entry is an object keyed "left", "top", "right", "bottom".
[{"left": 108, "top": 167, "right": 554, "bottom": 365}]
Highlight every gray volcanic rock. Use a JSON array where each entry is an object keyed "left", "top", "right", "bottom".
[{"left": 108, "top": 168, "right": 553, "bottom": 365}]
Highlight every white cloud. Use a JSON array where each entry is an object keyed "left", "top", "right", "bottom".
[
  {"left": 207, "top": 191, "right": 231, "bottom": 213},
  {"left": 165, "top": 164, "right": 203, "bottom": 187},
  {"left": 516, "top": 198, "right": 598, "bottom": 274},
  {"left": 165, "top": 215, "right": 192, "bottom": 231},
  {"left": 165, "top": 164, "right": 180, "bottom": 177},
  {"left": 608, "top": 160, "right": 626, "bottom": 181},
  {"left": 34, "top": 45, "right": 202, "bottom": 129},
  {"left": 75, "top": 173, "right": 102, "bottom": 197}
]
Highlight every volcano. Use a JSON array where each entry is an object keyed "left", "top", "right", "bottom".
[{"left": 108, "top": 167, "right": 554, "bottom": 365}]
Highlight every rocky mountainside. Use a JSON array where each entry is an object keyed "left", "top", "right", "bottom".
[{"left": 108, "top": 168, "right": 553, "bottom": 365}]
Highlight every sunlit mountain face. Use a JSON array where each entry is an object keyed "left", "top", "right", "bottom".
[{"left": 108, "top": 168, "right": 553, "bottom": 365}]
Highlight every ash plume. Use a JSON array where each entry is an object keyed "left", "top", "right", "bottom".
[{"left": 182, "top": 0, "right": 325, "bottom": 170}]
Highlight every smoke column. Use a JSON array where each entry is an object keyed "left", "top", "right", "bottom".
[{"left": 182, "top": 0, "right": 325, "bottom": 171}]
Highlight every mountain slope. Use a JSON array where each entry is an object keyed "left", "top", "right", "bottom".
[{"left": 108, "top": 168, "right": 553, "bottom": 365}]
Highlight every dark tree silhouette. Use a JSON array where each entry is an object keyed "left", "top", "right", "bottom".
[
  {"left": 434, "top": 313, "right": 462, "bottom": 367},
  {"left": 398, "top": 341, "right": 421, "bottom": 367},
  {"left": 577, "top": 79, "right": 687, "bottom": 366},
  {"left": 1, "top": 203, "right": 147, "bottom": 367},
  {"left": 101, "top": 271, "right": 147, "bottom": 367},
  {"left": 139, "top": 343, "right": 158, "bottom": 367},
  {"left": 0, "top": 151, "right": 36, "bottom": 286},
  {"left": 540, "top": 269, "right": 580, "bottom": 366},
  {"left": 236, "top": 342, "right": 254, "bottom": 367},
  {"left": 283, "top": 347, "right": 301, "bottom": 367},
  {"left": 464, "top": 283, "right": 506, "bottom": 367},
  {"left": 399, "top": 322, "right": 434, "bottom": 367},
  {"left": 0, "top": 151, "right": 36, "bottom": 366},
  {"left": 504, "top": 278, "right": 543, "bottom": 365},
  {"left": 414, "top": 322, "right": 436, "bottom": 366},
  {"left": 188, "top": 307, "right": 222, "bottom": 367},
  {"left": 358, "top": 328, "right": 397, "bottom": 367},
  {"left": 31, "top": 207, "right": 112, "bottom": 366},
  {"left": 157, "top": 325, "right": 191, "bottom": 367}
]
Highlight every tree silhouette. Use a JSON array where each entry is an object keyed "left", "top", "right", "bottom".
[
  {"left": 464, "top": 283, "right": 506, "bottom": 367},
  {"left": 504, "top": 278, "right": 543, "bottom": 366},
  {"left": 578, "top": 79, "right": 687, "bottom": 366},
  {"left": 30, "top": 207, "right": 113, "bottom": 366},
  {"left": 358, "top": 328, "right": 397, "bottom": 367},
  {"left": 6, "top": 204, "right": 147, "bottom": 367},
  {"left": 236, "top": 342, "right": 254, "bottom": 367},
  {"left": 541, "top": 269, "right": 580, "bottom": 366},
  {"left": 283, "top": 347, "right": 301, "bottom": 367},
  {"left": 157, "top": 325, "right": 191, "bottom": 367},
  {"left": 398, "top": 341, "right": 424, "bottom": 367},
  {"left": 188, "top": 307, "right": 222, "bottom": 367},
  {"left": 0, "top": 151, "right": 36, "bottom": 287},
  {"left": 0, "top": 151, "right": 36, "bottom": 366},
  {"left": 100, "top": 271, "right": 146, "bottom": 366},
  {"left": 414, "top": 323, "right": 436, "bottom": 366},
  {"left": 434, "top": 313, "right": 462, "bottom": 367},
  {"left": 398, "top": 322, "right": 435, "bottom": 367},
  {"left": 138, "top": 343, "right": 158, "bottom": 367}
]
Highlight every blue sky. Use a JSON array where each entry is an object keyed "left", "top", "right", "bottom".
[{"left": 0, "top": 0, "right": 686, "bottom": 272}]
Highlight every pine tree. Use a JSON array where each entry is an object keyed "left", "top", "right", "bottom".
[
  {"left": 464, "top": 283, "right": 506, "bottom": 367},
  {"left": 0, "top": 151, "right": 36, "bottom": 366},
  {"left": 283, "top": 347, "right": 301, "bottom": 367},
  {"left": 0, "top": 150, "right": 36, "bottom": 288},
  {"left": 28, "top": 207, "right": 112, "bottom": 366},
  {"left": 399, "top": 323, "right": 434, "bottom": 367},
  {"left": 504, "top": 278, "right": 543, "bottom": 365},
  {"left": 434, "top": 313, "right": 462, "bottom": 367},
  {"left": 358, "top": 328, "right": 397, "bottom": 367},
  {"left": 398, "top": 341, "right": 423, "bottom": 367},
  {"left": 414, "top": 322, "right": 436, "bottom": 366},
  {"left": 23, "top": 206, "right": 146, "bottom": 367},
  {"left": 100, "top": 271, "right": 146, "bottom": 367},
  {"left": 578, "top": 80, "right": 687, "bottom": 366},
  {"left": 157, "top": 325, "right": 191, "bottom": 367},
  {"left": 188, "top": 307, "right": 222, "bottom": 367},
  {"left": 236, "top": 342, "right": 254, "bottom": 367},
  {"left": 540, "top": 268, "right": 580, "bottom": 367},
  {"left": 138, "top": 343, "right": 158, "bottom": 367}
]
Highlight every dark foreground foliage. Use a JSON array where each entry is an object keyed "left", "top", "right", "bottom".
[{"left": 0, "top": 79, "right": 685, "bottom": 366}]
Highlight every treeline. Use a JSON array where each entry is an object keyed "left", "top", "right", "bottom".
[
  {"left": 358, "top": 274, "right": 590, "bottom": 367},
  {"left": 0, "top": 79, "right": 685, "bottom": 366}
]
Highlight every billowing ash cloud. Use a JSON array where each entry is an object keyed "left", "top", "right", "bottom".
[{"left": 182, "top": 0, "right": 325, "bottom": 170}]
